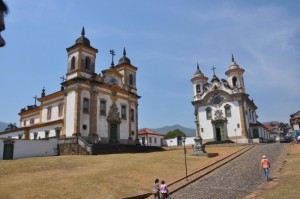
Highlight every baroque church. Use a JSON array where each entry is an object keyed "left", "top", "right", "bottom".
[
  {"left": 191, "top": 55, "right": 270, "bottom": 143},
  {"left": 17, "top": 28, "right": 140, "bottom": 144}
]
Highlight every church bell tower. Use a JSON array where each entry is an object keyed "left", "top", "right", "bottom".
[
  {"left": 225, "top": 54, "right": 245, "bottom": 93},
  {"left": 66, "top": 27, "right": 98, "bottom": 80}
]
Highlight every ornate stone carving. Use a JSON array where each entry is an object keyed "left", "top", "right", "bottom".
[
  {"left": 214, "top": 109, "right": 224, "bottom": 120},
  {"left": 107, "top": 102, "right": 121, "bottom": 123}
]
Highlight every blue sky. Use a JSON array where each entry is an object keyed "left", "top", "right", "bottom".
[{"left": 1, "top": 0, "right": 299, "bottom": 128}]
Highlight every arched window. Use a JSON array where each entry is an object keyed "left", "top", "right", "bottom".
[
  {"left": 206, "top": 107, "right": 212, "bottom": 120},
  {"left": 129, "top": 74, "right": 134, "bottom": 86},
  {"left": 71, "top": 56, "right": 76, "bottom": 70},
  {"left": 85, "top": 56, "right": 91, "bottom": 69},
  {"left": 196, "top": 84, "right": 201, "bottom": 93},
  {"left": 58, "top": 102, "right": 64, "bottom": 117},
  {"left": 30, "top": 118, "right": 35, "bottom": 125},
  {"left": 232, "top": 76, "right": 238, "bottom": 87}
]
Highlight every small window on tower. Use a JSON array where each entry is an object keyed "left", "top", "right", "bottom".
[
  {"left": 196, "top": 84, "right": 201, "bottom": 93},
  {"left": 129, "top": 74, "right": 134, "bottom": 86},
  {"left": 85, "top": 57, "right": 91, "bottom": 69},
  {"left": 232, "top": 76, "right": 238, "bottom": 87},
  {"left": 71, "top": 56, "right": 76, "bottom": 70},
  {"left": 224, "top": 104, "right": 231, "bottom": 117}
]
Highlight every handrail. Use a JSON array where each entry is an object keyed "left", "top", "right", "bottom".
[{"left": 78, "top": 136, "right": 93, "bottom": 154}]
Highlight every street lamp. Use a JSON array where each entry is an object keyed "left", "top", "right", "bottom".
[
  {"left": 234, "top": 128, "right": 237, "bottom": 143},
  {"left": 182, "top": 137, "right": 188, "bottom": 181}
]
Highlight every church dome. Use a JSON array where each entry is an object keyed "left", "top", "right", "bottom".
[
  {"left": 118, "top": 48, "right": 131, "bottom": 65},
  {"left": 211, "top": 74, "right": 220, "bottom": 83},
  {"left": 75, "top": 27, "right": 90, "bottom": 46}
]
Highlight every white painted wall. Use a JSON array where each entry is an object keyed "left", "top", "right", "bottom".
[
  {"left": 0, "top": 138, "right": 58, "bottom": 160},
  {"left": 65, "top": 90, "right": 76, "bottom": 136}
]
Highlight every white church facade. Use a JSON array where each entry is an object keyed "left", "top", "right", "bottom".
[
  {"left": 4, "top": 28, "right": 140, "bottom": 145},
  {"left": 191, "top": 56, "right": 271, "bottom": 143}
]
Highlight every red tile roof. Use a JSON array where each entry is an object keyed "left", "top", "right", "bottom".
[{"left": 138, "top": 128, "right": 164, "bottom": 137}]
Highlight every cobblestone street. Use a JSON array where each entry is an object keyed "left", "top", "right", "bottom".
[{"left": 172, "top": 143, "right": 289, "bottom": 199}]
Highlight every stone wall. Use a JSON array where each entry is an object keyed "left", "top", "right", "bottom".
[{"left": 58, "top": 143, "right": 88, "bottom": 155}]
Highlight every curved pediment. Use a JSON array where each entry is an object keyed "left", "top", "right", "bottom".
[{"left": 202, "top": 90, "right": 232, "bottom": 107}]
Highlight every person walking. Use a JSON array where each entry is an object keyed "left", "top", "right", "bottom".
[
  {"left": 153, "top": 179, "right": 160, "bottom": 199},
  {"left": 160, "top": 180, "right": 169, "bottom": 199},
  {"left": 261, "top": 155, "right": 271, "bottom": 181}
]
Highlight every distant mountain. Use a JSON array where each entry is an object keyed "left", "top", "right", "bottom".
[
  {"left": 150, "top": 124, "right": 195, "bottom": 137},
  {"left": 0, "top": 121, "right": 8, "bottom": 132}
]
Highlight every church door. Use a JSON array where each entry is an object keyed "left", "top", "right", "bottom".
[
  {"left": 110, "top": 123, "right": 118, "bottom": 141},
  {"left": 3, "top": 143, "right": 14, "bottom": 160},
  {"left": 215, "top": 122, "right": 225, "bottom": 141}
]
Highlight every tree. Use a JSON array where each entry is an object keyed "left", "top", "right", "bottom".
[
  {"left": 279, "top": 122, "right": 289, "bottom": 134},
  {"left": 5, "top": 123, "right": 18, "bottom": 131},
  {"left": 164, "top": 129, "right": 187, "bottom": 139}
]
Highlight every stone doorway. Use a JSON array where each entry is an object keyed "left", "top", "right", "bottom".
[
  {"left": 215, "top": 122, "right": 227, "bottom": 141},
  {"left": 109, "top": 123, "right": 118, "bottom": 142}
]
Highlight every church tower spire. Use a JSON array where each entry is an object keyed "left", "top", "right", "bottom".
[
  {"left": 225, "top": 54, "right": 245, "bottom": 93},
  {"left": 191, "top": 62, "right": 208, "bottom": 100}
]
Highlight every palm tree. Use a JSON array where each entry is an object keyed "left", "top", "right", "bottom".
[{"left": 5, "top": 123, "right": 18, "bottom": 131}]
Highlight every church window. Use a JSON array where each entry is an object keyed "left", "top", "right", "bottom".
[
  {"left": 212, "top": 95, "right": 223, "bottom": 105},
  {"left": 253, "top": 129, "right": 259, "bottom": 138},
  {"left": 83, "top": 98, "right": 89, "bottom": 113},
  {"left": 47, "top": 106, "right": 52, "bottom": 120},
  {"left": 18, "top": 134, "right": 22, "bottom": 139},
  {"left": 232, "top": 76, "right": 238, "bottom": 87},
  {"left": 71, "top": 56, "right": 76, "bottom": 70},
  {"left": 206, "top": 107, "right": 212, "bottom": 120},
  {"left": 249, "top": 108, "right": 252, "bottom": 120},
  {"left": 82, "top": 124, "right": 87, "bottom": 130},
  {"left": 121, "top": 105, "right": 127, "bottom": 119},
  {"left": 196, "top": 84, "right": 201, "bottom": 93},
  {"left": 214, "top": 86, "right": 218, "bottom": 90},
  {"left": 30, "top": 118, "right": 34, "bottom": 125},
  {"left": 100, "top": 100, "right": 106, "bottom": 116},
  {"left": 85, "top": 56, "right": 91, "bottom": 69},
  {"left": 131, "top": 108, "right": 134, "bottom": 122},
  {"left": 201, "top": 128, "right": 204, "bottom": 132},
  {"left": 224, "top": 104, "right": 231, "bottom": 117},
  {"left": 33, "top": 132, "right": 38, "bottom": 140},
  {"left": 237, "top": 123, "right": 240, "bottom": 128},
  {"left": 45, "top": 130, "right": 49, "bottom": 139},
  {"left": 129, "top": 74, "right": 134, "bottom": 86},
  {"left": 58, "top": 103, "right": 64, "bottom": 117},
  {"left": 23, "top": 120, "right": 26, "bottom": 126}
]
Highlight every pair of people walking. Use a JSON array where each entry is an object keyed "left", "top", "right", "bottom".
[{"left": 153, "top": 179, "right": 170, "bottom": 199}]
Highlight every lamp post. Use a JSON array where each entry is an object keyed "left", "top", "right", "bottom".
[
  {"left": 234, "top": 128, "right": 237, "bottom": 143},
  {"left": 182, "top": 136, "right": 188, "bottom": 181}
]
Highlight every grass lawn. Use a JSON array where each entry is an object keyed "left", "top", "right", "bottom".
[
  {"left": 248, "top": 143, "right": 300, "bottom": 199},
  {"left": 0, "top": 145, "right": 244, "bottom": 199}
]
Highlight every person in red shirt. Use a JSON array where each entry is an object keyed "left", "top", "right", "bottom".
[{"left": 261, "top": 155, "right": 271, "bottom": 181}]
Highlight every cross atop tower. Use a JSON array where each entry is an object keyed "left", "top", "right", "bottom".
[
  {"left": 110, "top": 49, "right": 115, "bottom": 68},
  {"left": 60, "top": 76, "right": 66, "bottom": 83},
  {"left": 211, "top": 66, "right": 216, "bottom": 76}
]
